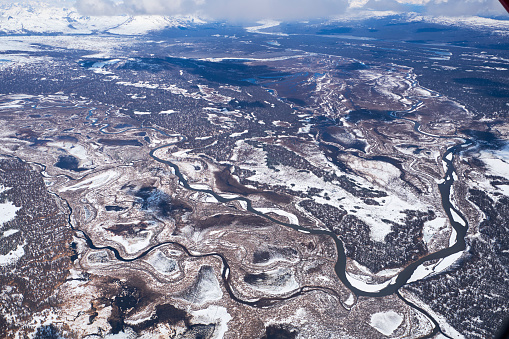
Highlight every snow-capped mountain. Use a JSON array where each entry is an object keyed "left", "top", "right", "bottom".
[
  {"left": 0, "top": 2, "right": 205, "bottom": 35},
  {"left": 327, "top": 10, "right": 509, "bottom": 35}
]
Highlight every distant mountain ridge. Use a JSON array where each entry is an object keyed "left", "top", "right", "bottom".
[
  {"left": 0, "top": 2, "right": 205, "bottom": 35},
  {"left": 1, "top": 1, "right": 508, "bottom": 37}
]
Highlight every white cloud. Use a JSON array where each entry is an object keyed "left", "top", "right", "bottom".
[
  {"left": 349, "top": 0, "right": 370, "bottom": 9},
  {"left": 74, "top": 0, "right": 120, "bottom": 15},
  {"left": 74, "top": 0, "right": 353, "bottom": 20},
  {"left": 395, "top": 0, "right": 433, "bottom": 4}
]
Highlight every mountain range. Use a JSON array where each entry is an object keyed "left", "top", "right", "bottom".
[{"left": 0, "top": 2, "right": 205, "bottom": 35}]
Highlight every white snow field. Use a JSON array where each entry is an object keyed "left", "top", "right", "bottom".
[{"left": 369, "top": 310, "right": 404, "bottom": 336}]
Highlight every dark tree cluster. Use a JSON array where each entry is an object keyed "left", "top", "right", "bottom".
[{"left": 0, "top": 158, "right": 72, "bottom": 332}]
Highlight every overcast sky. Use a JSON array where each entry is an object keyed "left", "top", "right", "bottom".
[{"left": 8, "top": 0, "right": 508, "bottom": 20}]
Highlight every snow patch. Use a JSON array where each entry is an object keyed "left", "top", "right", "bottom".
[
  {"left": 245, "top": 20, "right": 282, "bottom": 34},
  {"left": 257, "top": 208, "right": 299, "bottom": 225},
  {"left": 2, "top": 229, "right": 19, "bottom": 238},
  {"left": 110, "top": 230, "right": 152, "bottom": 255},
  {"left": 407, "top": 250, "right": 463, "bottom": 283},
  {"left": 345, "top": 272, "right": 396, "bottom": 293},
  {"left": 0, "top": 241, "right": 26, "bottom": 266},
  {"left": 47, "top": 141, "right": 88, "bottom": 160},
  {"left": 230, "top": 130, "right": 248, "bottom": 138},
  {"left": 370, "top": 311, "right": 403, "bottom": 336},
  {"left": 344, "top": 293, "right": 355, "bottom": 306},
  {"left": 105, "top": 327, "right": 137, "bottom": 339},
  {"left": 433, "top": 250, "right": 463, "bottom": 273},
  {"left": 450, "top": 209, "right": 466, "bottom": 227},
  {"left": 479, "top": 144, "right": 509, "bottom": 183},
  {"left": 146, "top": 250, "right": 177, "bottom": 275},
  {"left": 0, "top": 200, "right": 21, "bottom": 230},
  {"left": 422, "top": 217, "right": 447, "bottom": 243},
  {"left": 369, "top": 220, "right": 392, "bottom": 242},
  {"left": 60, "top": 170, "right": 119, "bottom": 192},
  {"left": 248, "top": 268, "right": 300, "bottom": 294},
  {"left": 182, "top": 266, "right": 223, "bottom": 305},
  {"left": 190, "top": 306, "right": 232, "bottom": 339},
  {"left": 159, "top": 109, "right": 178, "bottom": 114}
]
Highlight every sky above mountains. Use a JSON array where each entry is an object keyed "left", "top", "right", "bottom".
[
  {"left": 3, "top": 0, "right": 508, "bottom": 20},
  {"left": 77, "top": 0, "right": 507, "bottom": 20}
]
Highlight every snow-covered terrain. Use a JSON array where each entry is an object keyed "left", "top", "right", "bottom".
[
  {"left": 231, "top": 140, "right": 438, "bottom": 243},
  {"left": 369, "top": 310, "right": 404, "bottom": 336},
  {"left": 190, "top": 306, "right": 232, "bottom": 339},
  {"left": 0, "top": 241, "right": 26, "bottom": 266},
  {"left": 419, "top": 15, "right": 509, "bottom": 35},
  {"left": 345, "top": 271, "right": 397, "bottom": 293},
  {"left": 146, "top": 250, "right": 178, "bottom": 275},
  {"left": 329, "top": 11, "right": 509, "bottom": 35},
  {"left": 479, "top": 143, "right": 509, "bottom": 195},
  {"left": 0, "top": 193, "right": 21, "bottom": 230},
  {"left": 0, "top": 2, "right": 204, "bottom": 35},
  {"left": 60, "top": 170, "right": 119, "bottom": 192},
  {"left": 3, "top": 2, "right": 507, "bottom": 38},
  {"left": 245, "top": 20, "right": 284, "bottom": 35}
]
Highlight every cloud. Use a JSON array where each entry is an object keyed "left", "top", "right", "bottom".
[
  {"left": 198, "top": 0, "right": 352, "bottom": 21},
  {"left": 74, "top": 0, "right": 352, "bottom": 20},
  {"left": 74, "top": 0, "right": 119, "bottom": 15},
  {"left": 73, "top": 0, "right": 506, "bottom": 19}
]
